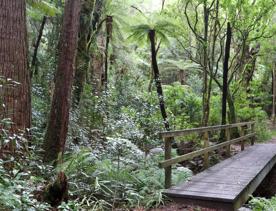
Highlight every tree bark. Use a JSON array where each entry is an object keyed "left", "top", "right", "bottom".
[
  {"left": 103, "top": 16, "right": 113, "bottom": 90},
  {"left": 91, "top": 0, "right": 103, "bottom": 31},
  {"left": 227, "top": 92, "right": 239, "bottom": 137},
  {"left": 91, "top": 49, "right": 104, "bottom": 95},
  {"left": 243, "top": 44, "right": 260, "bottom": 91},
  {"left": 43, "top": 0, "right": 81, "bottom": 163},
  {"left": 179, "top": 70, "right": 186, "bottom": 85},
  {"left": 72, "top": 0, "right": 95, "bottom": 106},
  {"left": 201, "top": 0, "right": 210, "bottom": 126},
  {"left": 31, "top": 16, "right": 47, "bottom": 77},
  {"left": 148, "top": 30, "right": 170, "bottom": 131},
  {"left": 0, "top": 0, "right": 31, "bottom": 132},
  {"left": 272, "top": 64, "right": 276, "bottom": 124},
  {"left": 227, "top": 93, "right": 237, "bottom": 124},
  {"left": 221, "top": 23, "right": 232, "bottom": 126}
]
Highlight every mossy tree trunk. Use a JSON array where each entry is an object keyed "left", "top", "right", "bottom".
[{"left": 72, "top": 0, "right": 99, "bottom": 106}]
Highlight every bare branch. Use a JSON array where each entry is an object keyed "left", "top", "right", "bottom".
[{"left": 184, "top": 0, "right": 204, "bottom": 42}]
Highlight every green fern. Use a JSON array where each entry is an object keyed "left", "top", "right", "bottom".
[
  {"left": 128, "top": 13, "right": 176, "bottom": 46},
  {"left": 27, "top": 0, "right": 61, "bottom": 20}
]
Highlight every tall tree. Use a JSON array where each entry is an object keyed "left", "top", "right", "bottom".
[
  {"left": 181, "top": 0, "right": 223, "bottom": 126},
  {"left": 43, "top": 0, "right": 81, "bottom": 163},
  {"left": 148, "top": 29, "right": 170, "bottom": 131},
  {"left": 129, "top": 16, "right": 175, "bottom": 132},
  {"left": 73, "top": 0, "right": 95, "bottom": 106},
  {"left": 31, "top": 16, "right": 47, "bottom": 77},
  {"left": 90, "top": 0, "right": 105, "bottom": 95},
  {"left": 0, "top": 0, "right": 31, "bottom": 132},
  {"left": 103, "top": 15, "right": 113, "bottom": 90},
  {"left": 221, "top": 22, "right": 232, "bottom": 126}
]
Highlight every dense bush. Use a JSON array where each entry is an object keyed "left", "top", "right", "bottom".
[
  {"left": 58, "top": 138, "right": 192, "bottom": 210},
  {"left": 250, "top": 196, "right": 276, "bottom": 211}
]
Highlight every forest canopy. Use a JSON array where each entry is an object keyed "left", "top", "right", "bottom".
[{"left": 0, "top": 0, "right": 276, "bottom": 210}]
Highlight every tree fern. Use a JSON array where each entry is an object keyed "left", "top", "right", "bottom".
[
  {"left": 27, "top": 0, "right": 61, "bottom": 20},
  {"left": 128, "top": 13, "right": 176, "bottom": 46}
]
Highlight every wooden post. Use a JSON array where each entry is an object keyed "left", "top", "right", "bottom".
[
  {"left": 240, "top": 126, "right": 245, "bottom": 151},
  {"left": 251, "top": 123, "right": 255, "bottom": 145},
  {"left": 225, "top": 128, "right": 231, "bottom": 157},
  {"left": 203, "top": 131, "right": 209, "bottom": 169},
  {"left": 164, "top": 137, "right": 172, "bottom": 188}
]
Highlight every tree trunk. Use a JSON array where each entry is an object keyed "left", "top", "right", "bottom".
[
  {"left": 31, "top": 16, "right": 47, "bottom": 77},
  {"left": 179, "top": 70, "right": 186, "bottom": 85},
  {"left": 91, "top": 50, "right": 104, "bottom": 95},
  {"left": 201, "top": 1, "right": 210, "bottom": 126},
  {"left": 103, "top": 16, "right": 113, "bottom": 90},
  {"left": 243, "top": 44, "right": 260, "bottom": 91},
  {"left": 148, "top": 30, "right": 170, "bottom": 131},
  {"left": 72, "top": 0, "right": 95, "bottom": 106},
  {"left": 43, "top": 0, "right": 81, "bottom": 163},
  {"left": 221, "top": 23, "right": 232, "bottom": 126},
  {"left": 272, "top": 64, "right": 276, "bottom": 124},
  {"left": 91, "top": 0, "right": 103, "bottom": 31},
  {"left": 0, "top": 0, "right": 31, "bottom": 132},
  {"left": 227, "top": 92, "right": 239, "bottom": 137},
  {"left": 227, "top": 92, "right": 237, "bottom": 124}
]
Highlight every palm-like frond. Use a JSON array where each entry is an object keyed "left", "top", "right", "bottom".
[
  {"left": 128, "top": 14, "right": 176, "bottom": 46},
  {"left": 162, "top": 59, "right": 201, "bottom": 72},
  {"left": 27, "top": 0, "right": 61, "bottom": 18},
  {"left": 127, "top": 24, "right": 152, "bottom": 45}
]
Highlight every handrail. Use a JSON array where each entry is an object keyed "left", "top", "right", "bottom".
[
  {"left": 159, "top": 133, "right": 255, "bottom": 168},
  {"left": 159, "top": 121, "right": 255, "bottom": 138},
  {"left": 159, "top": 121, "right": 256, "bottom": 188}
]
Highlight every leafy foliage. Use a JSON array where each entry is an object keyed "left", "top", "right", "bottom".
[
  {"left": 1, "top": 0, "right": 276, "bottom": 210},
  {"left": 250, "top": 196, "right": 276, "bottom": 211}
]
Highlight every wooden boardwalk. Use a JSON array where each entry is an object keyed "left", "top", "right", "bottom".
[{"left": 164, "top": 144, "right": 276, "bottom": 211}]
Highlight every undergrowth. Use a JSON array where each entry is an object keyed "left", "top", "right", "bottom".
[
  {"left": 0, "top": 131, "right": 192, "bottom": 210},
  {"left": 250, "top": 196, "right": 276, "bottom": 211}
]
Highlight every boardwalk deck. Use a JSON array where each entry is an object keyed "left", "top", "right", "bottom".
[{"left": 164, "top": 144, "right": 276, "bottom": 211}]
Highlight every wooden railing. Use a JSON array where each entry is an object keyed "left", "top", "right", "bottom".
[{"left": 159, "top": 121, "right": 256, "bottom": 188}]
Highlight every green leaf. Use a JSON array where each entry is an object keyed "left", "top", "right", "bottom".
[{"left": 27, "top": 0, "right": 61, "bottom": 17}]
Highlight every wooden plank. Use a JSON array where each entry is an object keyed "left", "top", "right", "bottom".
[
  {"left": 251, "top": 123, "right": 255, "bottom": 145},
  {"left": 164, "top": 144, "right": 276, "bottom": 210},
  {"left": 159, "top": 121, "right": 255, "bottom": 138},
  {"left": 225, "top": 128, "right": 231, "bottom": 156},
  {"left": 170, "top": 181, "right": 243, "bottom": 193},
  {"left": 171, "top": 196, "right": 234, "bottom": 211},
  {"left": 233, "top": 149, "right": 276, "bottom": 210},
  {"left": 190, "top": 178, "right": 250, "bottom": 186},
  {"left": 159, "top": 133, "right": 255, "bottom": 168},
  {"left": 203, "top": 131, "right": 209, "bottom": 169},
  {"left": 240, "top": 126, "right": 245, "bottom": 151},
  {"left": 164, "top": 137, "right": 172, "bottom": 188},
  {"left": 165, "top": 189, "right": 235, "bottom": 201},
  {"left": 193, "top": 170, "right": 256, "bottom": 181},
  {"left": 160, "top": 124, "right": 229, "bottom": 138}
]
